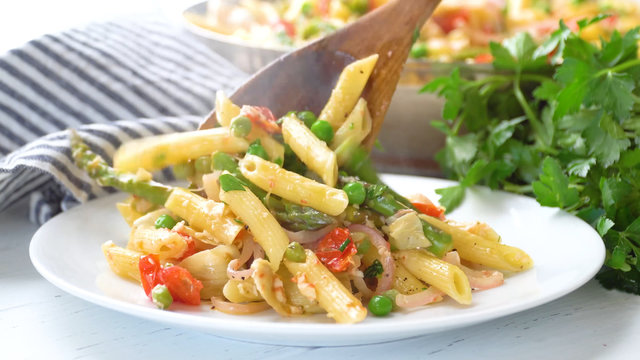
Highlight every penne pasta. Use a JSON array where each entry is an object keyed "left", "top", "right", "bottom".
[
  {"left": 330, "top": 97, "right": 372, "bottom": 151},
  {"left": 113, "top": 127, "right": 249, "bottom": 172},
  {"left": 219, "top": 183, "right": 289, "bottom": 271},
  {"left": 284, "top": 250, "right": 367, "bottom": 324},
  {"left": 395, "top": 249, "right": 472, "bottom": 305},
  {"left": 318, "top": 54, "right": 379, "bottom": 130},
  {"left": 281, "top": 115, "right": 338, "bottom": 187},
  {"left": 215, "top": 90, "right": 241, "bottom": 127},
  {"left": 393, "top": 261, "right": 428, "bottom": 295},
  {"left": 102, "top": 241, "right": 142, "bottom": 283},
  {"left": 223, "top": 279, "right": 263, "bottom": 303},
  {"left": 239, "top": 154, "right": 348, "bottom": 216},
  {"left": 164, "top": 187, "right": 243, "bottom": 246},
  {"left": 127, "top": 209, "right": 189, "bottom": 261},
  {"left": 420, "top": 215, "right": 534, "bottom": 272}
]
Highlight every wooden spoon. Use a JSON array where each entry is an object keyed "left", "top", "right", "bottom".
[{"left": 199, "top": 0, "right": 441, "bottom": 149}]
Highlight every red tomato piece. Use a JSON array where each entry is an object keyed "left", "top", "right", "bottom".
[
  {"left": 474, "top": 53, "right": 494, "bottom": 64},
  {"left": 410, "top": 193, "right": 445, "bottom": 219},
  {"left": 240, "top": 105, "right": 281, "bottom": 134},
  {"left": 317, "top": 0, "right": 330, "bottom": 16},
  {"left": 316, "top": 228, "right": 357, "bottom": 272},
  {"left": 172, "top": 230, "right": 197, "bottom": 262},
  {"left": 433, "top": 9, "right": 470, "bottom": 34},
  {"left": 160, "top": 265, "right": 204, "bottom": 305},
  {"left": 139, "top": 254, "right": 161, "bottom": 296},
  {"left": 276, "top": 19, "right": 296, "bottom": 38}
]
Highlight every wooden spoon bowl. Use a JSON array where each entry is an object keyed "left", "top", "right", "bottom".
[{"left": 200, "top": 0, "right": 441, "bottom": 149}]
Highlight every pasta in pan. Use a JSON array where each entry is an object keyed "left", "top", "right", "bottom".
[{"left": 71, "top": 55, "right": 533, "bottom": 323}]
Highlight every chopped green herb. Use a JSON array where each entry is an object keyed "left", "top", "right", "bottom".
[
  {"left": 219, "top": 174, "right": 246, "bottom": 192},
  {"left": 363, "top": 259, "right": 383, "bottom": 278},
  {"left": 338, "top": 238, "right": 351, "bottom": 252}
]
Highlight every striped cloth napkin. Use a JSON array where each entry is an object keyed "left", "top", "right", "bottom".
[{"left": 0, "top": 19, "right": 247, "bottom": 224}]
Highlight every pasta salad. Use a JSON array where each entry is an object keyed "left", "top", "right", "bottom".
[
  {"left": 190, "top": 0, "right": 640, "bottom": 63},
  {"left": 72, "top": 55, "right": 533, "bottom": 323}
]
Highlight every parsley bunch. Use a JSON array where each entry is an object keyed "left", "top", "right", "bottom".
[{"left": 422, "top": 16, "right": 640, "bottom": 294}]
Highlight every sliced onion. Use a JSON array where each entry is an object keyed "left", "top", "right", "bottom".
[
  {"left": 227, "top": 237, "right": 256, "bottom": 280},
  {"left": 284, "top": 224, "right": 336, "bottom": 245},
  {"left": 396, "top": 287, "right": 444, "bottom": 308},
  {"left": 348, "top": 224, "right": 395, "bottom": 294},
  {"left": 227, "top": 261, "right": 254, "bottom": 281},
  {"left": 211, "top": 297, "right": 270, "bottom": 315},
  {"left": 252, "top": 244, "right": 265, "bottom": 260},
  {"left": 351, "top": 274, "right": 373, "bottom": 299},
  {"left": 443, "top": 251, "right": 504, "bottom": 291},
  {"left": 202, "top": 171, "right": 222, "bottom": 201}
]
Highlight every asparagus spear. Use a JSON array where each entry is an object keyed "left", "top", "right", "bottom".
[
  {"left": 72, "top": 132, "right": 333, "bottom": 231},
  {"left": 70, "top": 130, "right": 171, "bottom": 205}
]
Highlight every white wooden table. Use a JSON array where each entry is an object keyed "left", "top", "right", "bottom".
[{"left": 1, "top": 199, "right": 639, "bottom": 359}]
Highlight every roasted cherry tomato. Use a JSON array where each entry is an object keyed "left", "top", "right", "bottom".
[
  {"left": 139, "top": 254, "right": 162, "bottom": 296},
  {"left": 410, "top": 193, "right": 445, "bottom": 219},
  {"left": 433, "top": 9, "right": 470, "bottom": 34},
  {"left": 316, "top": 0, "right": 330, "bottom": 16},
  {"left": 173, "top": 231, "right": 197, "bottom": 261},
  {"left": 474, "top": 53, "right": 494, "bottom": 64},
  {"left": 315, "top": 228, "right": 357, "bottom": 272},
  {"left": 160, "top": 265, "right": 203, "bottom": 305},
  {"left": 276, "top": 19, "right": 296, "bottom": 38},
  {"left": 240, "top": 105, "right": 281, "bottom": 134}
]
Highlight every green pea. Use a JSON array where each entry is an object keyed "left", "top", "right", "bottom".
[
  {"left": 172, "top": 162, "right": 194, "bottom": 179},
  {"left": 410, "top": 42, "right": 428, "bottom": 59},
  {"left": 285, "top": 242, "right": 306, "bottom": 263},
  {"left": 194, "top": 155, "right": 212, "bottom": 173},
  {"left": 297, "top": 110, "right": 317, "bottom": 128},
  {"left": 301, "top": 1, "right": 313, "bottom": 16},
  {"left": 151, "top": 284, "right": 173, "bottom": 310},
  {"left": 347, "top": 0, "right": 369, "bottom": 14},
  {"left": 343, "top": 181, "right": 366, "bottom": 205},
  {"left": 230, "top": 116, "right": 252, "bottom": 138},
  {"left": 155, "top": 214, "right": 178, "bottom": 229},
  {"left": 310, "top": 120, "right": 334, "bottom": 143},
  {"left": 212, "top": 152, "right": 238, "bottom": 173},
  {"left": 368, "top": 295, "right": 393, "bottom": 316},
  {"left": 247, "top": 140, "right": 270, "bottom": 161}
]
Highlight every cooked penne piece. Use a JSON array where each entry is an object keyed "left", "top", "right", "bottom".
[
  {"left": 281, "top": 115, "right": 338, "bottom": 187},
  {"left": 164, "top": 188, "right": 243, "bottom": 246},
  {"left": 395, "top": 249, "right": 472, "bottom": 305},
  {"left": 330, "top": 97, "right": 372, "bottom": 150},
  {"left": 239, "top": 154, "right": 348, "bottom": 216},
  {"left": 179, "top": 245, "right": 240, "bottom": 299},
  {"left": 113, "top": 127, "right": 249, "bottom": 172},
  {"left": 116, "top": 197, "right": 144, "bottom": 226},
  {"left": 223, "top": 279, "right": 264, "bottom": 303},
  {"left": 318, "top": 54, "right": 378, "bottom": 130},
  {"left": 251, "top": 259, "right": 303, "bottom": 316},
  {"left": 420, "top": 215, "right": 533, "bottom": 272},
  {"left": 127, "top": 209, "right": 190, "bottom": 261},
  {"left": 284, "top": 250, "right": 367, "bottom": 324},
  {"left": 102, "top": 241, "right": 142, "bottom": 283},
  {"left": 277, "top": 266, "right": 324, "bottom": 313},
  {"left": 219, "top": 184, "right": 289, "bottom": 271},
  {"left": 394, "top": 261, "right": 428, "bottom": 295},
  {"left": 215, "top": 90, "right": 241, "bottom": 127}
]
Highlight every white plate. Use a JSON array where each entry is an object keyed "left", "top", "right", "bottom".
[{"left": 29, "top": 174, "right": 605, "bottom": 346}]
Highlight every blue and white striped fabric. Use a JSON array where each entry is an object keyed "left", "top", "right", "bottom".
[{"left": 0, "top": 19, "right": 247, "bottom": 224}]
